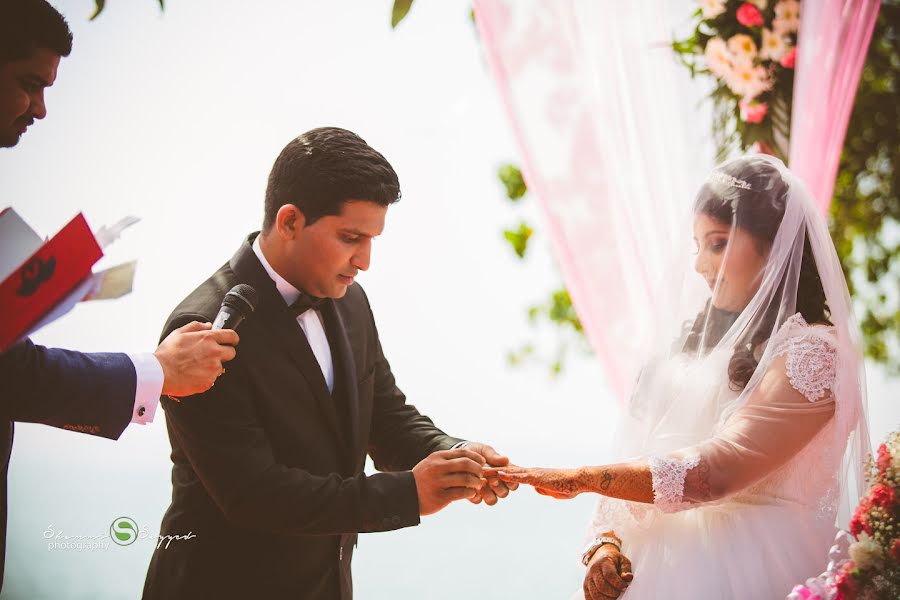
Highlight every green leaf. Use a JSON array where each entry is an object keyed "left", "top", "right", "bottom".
[
  {"left": 89, "top": 0, "right": 106, "bottom": 20},
  {"left": 498, "top": 163, "right": 527, "bottom": 201},
  {"left": 503, "top": 223, "right": 533, "bottom": 259},
  {"left": 90, "top": 0, "right": 164, "bottom": 21},
  {"left": 391, "top": 0, "right": 414, "bottom": 28}
]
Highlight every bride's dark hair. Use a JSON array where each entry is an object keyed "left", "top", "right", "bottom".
[{"left": 682, "top": 157, "right": 831, "bottom": 390}]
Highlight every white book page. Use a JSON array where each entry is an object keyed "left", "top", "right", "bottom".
[{"left": 0, "top": 207, "right": 43, "bottom": 281}]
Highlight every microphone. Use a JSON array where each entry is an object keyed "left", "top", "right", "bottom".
[{"left": 212, "top": 284, "right": 259, "bottom": 331}]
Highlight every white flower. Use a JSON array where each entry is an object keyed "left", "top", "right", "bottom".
[
  {"left": 774, "top": 0, "right": 801, "bottom": 35},
  {"left": 700, "top": 0, "right": 727, "bottom": 19},
  {"left": 728, "top": 34, "right": 758, "bottom": 61},
  {"left": 705, "top": 37, "right": 734, "bottom": 79},
  {"left": 725, "top": 58, "right": 771, "bottom": 99},
  {"left": 748, "top": 0, "right": 768, "bottom": 8},
  {"left": 760, "top": 28, "right": 789, "bottom": 61},
  {"left": 849, "top": 532, "right": 884, "bottom": 571}
]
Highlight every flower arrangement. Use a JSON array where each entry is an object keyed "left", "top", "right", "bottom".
[
  {"left": 787, "top": 431, "right": 900, "bottom": 600},
  {"left": 673, "top": 0, "right": 800, "bottom": 160}
]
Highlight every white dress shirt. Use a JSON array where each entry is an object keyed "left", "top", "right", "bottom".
[
  {"left": 128, "top": 352, "right": 163, "bottom": 424},
  {"left": 252, "top": 237, "right": 334, "bottom": 392}
]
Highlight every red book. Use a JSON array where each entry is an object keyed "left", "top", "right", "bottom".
[{"left": 0, "top": 210, "right": 103, "bottom": 351}]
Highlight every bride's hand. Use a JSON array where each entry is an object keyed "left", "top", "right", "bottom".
[
  {"left": 485, "top": 466, "right": 584, "bottom": 500},
  {"left": 585, "top": 544, "right": 633, "bottom": 600}
]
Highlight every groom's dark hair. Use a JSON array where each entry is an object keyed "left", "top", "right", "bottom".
[
  {"left": 0, "top": 0, "right": 73, "bottom": 64},
  {"left": 263, "top": 127, "right": 401, "bottom": 230}
]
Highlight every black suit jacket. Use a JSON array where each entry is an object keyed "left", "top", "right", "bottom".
[
  {"left": 0, "top": 339, "right": 135, "bottom": 591},
  {"left": 143, "top": 234, "right": 460, "bottom": 600}
]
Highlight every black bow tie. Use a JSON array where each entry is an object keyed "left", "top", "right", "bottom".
[{"left": 290, "top": 293, "right": 326, "bottom": 317}]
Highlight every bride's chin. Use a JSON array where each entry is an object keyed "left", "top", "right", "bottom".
[{"left": 710, "top": 294, "right": 742, "bottom": 313}]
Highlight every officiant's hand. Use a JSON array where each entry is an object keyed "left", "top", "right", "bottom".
[
  {"left": 461, "top": 442, "right": 519, "bottom": 506},
  {"left": 584, "top": 544, "right": 633, "bottom": 599},
  {"left": 156, "top": 321, "right": 239, "bottom": 397},
  {"left": 486, "top": 466, "right": 584, "bottom": 500}
]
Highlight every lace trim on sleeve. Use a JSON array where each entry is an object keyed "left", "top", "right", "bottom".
[
  {"left": 771, "top": 315, "right": 837, "bottom": 403},
  {"left": 648, "top": 454, "right": 700, "bottom": 512}
]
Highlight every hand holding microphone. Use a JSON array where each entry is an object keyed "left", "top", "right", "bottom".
[{"left": 155, "top": 285, "right": 258, "bottom": 398}]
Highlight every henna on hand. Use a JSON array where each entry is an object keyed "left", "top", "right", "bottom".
[{"left": 492, "top": 462, "right": 656, "bottom": 504}]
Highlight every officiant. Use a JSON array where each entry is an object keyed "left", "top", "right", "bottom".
[{"left": 0, "top": 0, "right": 241, "bottom": 592}]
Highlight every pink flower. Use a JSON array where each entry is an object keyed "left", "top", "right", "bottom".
[
  {"left": 869, "top": 482, "right": 895, "bottom": 509},
  {"left": 876, "top": 443, "right": 892, "bottom": 476},
  {"left": 790, "top": 584, "right": 822, "bottom": 600},
  {"left": 739, "top": 99, "right": 768, "bottom": 123},
  {"left": 737, "top": 3, "right": 765, "bottom": 27},
  {"left": 834, "top": 567, "right": 858, "bottom": 600},
  {"left": 850, "top": 501, "right": 872, "bottom": 536},
  {"left": 725, "top": 59, "right": 771, "bottom": 99},
  {"left": 780, "top": 47, "right": 797, "bottom": 68}
]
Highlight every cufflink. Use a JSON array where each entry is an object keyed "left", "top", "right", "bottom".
[{"left": 138, "top": 406, "right": 146, "bottom": 417}]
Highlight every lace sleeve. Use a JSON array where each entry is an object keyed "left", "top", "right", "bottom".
[
  {"left": 644, "top": 328, "right": 837, "bottom": 507},
  {"left": 771, "top": 331, "right": 837, "bottom": 402},
  {"left": 648, "top": 454, "right": 700, "bottom": 512}
]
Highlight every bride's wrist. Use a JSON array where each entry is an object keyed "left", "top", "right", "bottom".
[
  {"left": 582, "top": 532, "right": 622, "bottom": 565},
  {"left": 573, "top": 466, "right": 596, "bottom": 494}
]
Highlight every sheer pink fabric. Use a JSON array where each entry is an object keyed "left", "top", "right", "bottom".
[
  {"left": 789, "top": 0, "right": 881, "bottom": 215},
  {"left": 473, "top": 0, "right": 707, "bottom": 404}
]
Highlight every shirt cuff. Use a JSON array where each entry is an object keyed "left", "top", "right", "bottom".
[
  {"left": 450, "top": 441, "right": 469, "bottom": 450},
  {"left": 128, "top": 353, "right": 164, "bottom": 425}
]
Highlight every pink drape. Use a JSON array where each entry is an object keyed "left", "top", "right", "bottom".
[
  {"left": 473, "top": 0, "right": 708, "bottom": 403},
  {"left": 789, "top": 0, "right": 881, "bottom": 215}
]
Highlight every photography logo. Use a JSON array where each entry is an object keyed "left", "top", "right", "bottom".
[{"left": 109, "top": 517, "right": 139, "bottom": 546}]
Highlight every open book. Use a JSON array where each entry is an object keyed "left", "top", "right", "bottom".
[{"left": 0, "top": 208, "right": 139, "bottom": 351}]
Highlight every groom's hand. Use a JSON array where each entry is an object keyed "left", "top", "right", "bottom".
[
  {"left": 461, "top": 442, "right": 519, "bottom": 506},
  {"left": 584, "top": 545, "right": 633, "bottom": 600},
  {"left": 412, "top": 449, "right": 486, "bottom": 516}
]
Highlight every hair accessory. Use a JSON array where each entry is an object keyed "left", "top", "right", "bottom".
[{"left": 709, "top": 171, "right": 753, "bottom": 190}]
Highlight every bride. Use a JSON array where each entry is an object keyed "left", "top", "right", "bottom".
[{"left": 492, "top": 155, "right": 869, "bottom": 599}]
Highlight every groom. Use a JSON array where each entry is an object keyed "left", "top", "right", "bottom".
[{"left": 142, "top": 127, "right": 515, "bottom": 599}]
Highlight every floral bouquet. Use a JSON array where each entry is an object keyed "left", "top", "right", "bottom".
[
  {"left": 787, "top": 431, "right": 900, "bottom": 600},
  {"left": 672, "top": 0, "right": 800, "bottom": 160}
]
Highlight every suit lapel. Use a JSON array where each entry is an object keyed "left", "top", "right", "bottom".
[{"left": 229, "top": 234, "right": 344, "bottom": 449}]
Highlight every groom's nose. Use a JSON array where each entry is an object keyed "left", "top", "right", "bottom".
[{"left": 351, "top": 239, "right": 372, "bottom": 272}]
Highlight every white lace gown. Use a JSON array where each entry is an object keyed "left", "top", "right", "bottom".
[{"left": 575, "top": 314, "right": 853, "bottom": 600}]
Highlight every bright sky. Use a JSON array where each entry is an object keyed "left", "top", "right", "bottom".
[{"left": 0, "top": 1, "right": 896, "bottom": 598}]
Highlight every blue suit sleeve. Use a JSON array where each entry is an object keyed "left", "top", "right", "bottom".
[{"left": 0, "top": 338, "right": 136, "bottom": 440}]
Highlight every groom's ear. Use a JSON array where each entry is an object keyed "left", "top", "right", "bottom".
[{"left": 274, "top": 204, "right": 306, "bottom": 239}]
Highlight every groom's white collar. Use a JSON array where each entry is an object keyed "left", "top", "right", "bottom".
[{"left": 252, "top": 236, "right": 302, "bottom": 308}]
